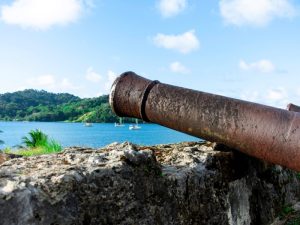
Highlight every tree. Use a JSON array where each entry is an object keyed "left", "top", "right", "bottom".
[{"left": 0, "top": 90, "right": 118, "bottom": 122}]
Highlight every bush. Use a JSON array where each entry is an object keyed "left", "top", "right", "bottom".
[
  {"left": 20, "top": 129, "right": 62, "bottom": 156},
  {"left": 22, "top": 129, "right": 48, "bottom": 148}
]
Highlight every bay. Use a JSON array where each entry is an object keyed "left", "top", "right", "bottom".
[{"left": 0, "top": 121, "right": 200, "bottom": 149}]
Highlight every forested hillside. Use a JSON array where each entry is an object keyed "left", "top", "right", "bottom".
[{"left": 0, "top": 89, "right": 123, "bottom": 123}]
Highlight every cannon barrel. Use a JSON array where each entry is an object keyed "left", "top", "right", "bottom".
[
  {"left": 110, "top": 71, "right": 300, "bottom": 171},
  {"left": 287, "top": 103, "right": 300, "bottom": 113}
]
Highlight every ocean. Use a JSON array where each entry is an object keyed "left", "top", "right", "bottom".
[{"left": 0, "top": 121, "right": 200, "bottom": 149}]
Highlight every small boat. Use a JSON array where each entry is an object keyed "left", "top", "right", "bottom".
[
  {"left": 84, "top": 122, "right": 93, "bottom": 127},
  {"left": 129, "top": 124, "right": 141, "bottom": 130},
  {"left": 115, "top": 117, "right": 125, "bottom": 127},
  {"left": 129, "top": 119, "right": 141, "bottom": 130}
]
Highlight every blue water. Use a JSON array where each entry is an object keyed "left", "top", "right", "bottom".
[{"left": 0, "top": 122, "right": 200, "bottom": 148}]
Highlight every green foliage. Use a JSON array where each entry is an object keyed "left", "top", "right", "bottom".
[
  {"left": 21, "top": 129, "right": 62, "bottom": 156},
  {"left": 279, "top": 205, "right": 300, "bottom": 225},
  {"left": 279, "top": 205, "right": 295, "bottom": 220},
  {"left": 0, "top": 90, "right": 115, "bottom": 122},
  {"left": 17, "top": 144, "right": 62, "bottom": 157},
  {"left": 0, "top": 89, "right": 79, "bottom": 120},
  {"left": 0, "top": 89, "right": 139, "bottom": 123},
  {"left": 3, "top": 147, "right": 11, "bottom": 154},
  {"left": 22, "top": 129, "right": 48, "bottom": 148},
  {"left": 0, "top": 130, "right": 62, "bottom": 156}
]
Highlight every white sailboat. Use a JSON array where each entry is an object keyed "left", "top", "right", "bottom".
[
  {"left": 129, "top": 119, "right": 141, "bottom": 130},
  {"left": 84, "top": 122, "right": 93, "bottom": 127},
  {"left": 115, "top": 117, "right": 125, "bottom": 127}
]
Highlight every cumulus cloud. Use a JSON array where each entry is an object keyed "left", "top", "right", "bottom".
[
  {"left": 0, "top": 0, "right": 92, "bottom": 30},
  {"left": 157, "top": 0, "right": 187, "bottom": 17},
  {"left": 265, "top": 87, "right": 290, "bottom": 107},
  {"left": 239, "top": 59, "right": 275, "bottom": 73},
  {"left": 153, "top": 30, "right": 200, "bottom": 54},
  {"left": 23, "top": 69, "right": 119, "bottom": 97},
  {"left": 240, "top": 90, "right": 260, "bottom": 102},
  {"left": 82, "top": 69, "right": 119, "bottom": 96},
  {"left": 170, "top": 61, "right": 189, "bottom": 74},
  {"left": 105, "top": 70, "right": 118, "bottom": 91},
  {"left": 32, "top": 75, "right": 56, "bottom": 86},
  {"left": 27, "top": 75, "right": 80, "bottom": 92},
  {"left": 266, "top": 87, "right": 287, "bottom": 101},
  {"left": 85, "top": 67, "right": 102, "bottom": 83},
  {"left": 61, "top": 78, "right": 79, "bottom": 90},
  {"left": 241, "top": 87, "right": 290, "bottom": 108},
  {"left": 219, "top": 0, "right": 296, "bottom": 26}
]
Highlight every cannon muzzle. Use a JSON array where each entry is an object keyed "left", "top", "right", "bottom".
[
  {"left": 287, "top": 103, "right": 300, "bottom": 113},
  {"left": 110, "top": 71, "right": 300, "bottom": 171}
]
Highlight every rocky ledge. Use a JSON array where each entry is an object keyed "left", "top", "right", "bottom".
[{"left": 0, "top": 142, "right": 300, "bottom": 225}]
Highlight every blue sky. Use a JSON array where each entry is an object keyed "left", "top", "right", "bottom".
[{"left": 0, "top": 0, "right": 300, "bottom": 108}]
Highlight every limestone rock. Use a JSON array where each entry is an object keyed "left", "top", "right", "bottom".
[
  {"left": 0, "top": 142, "right": 299, "bottom": 225},
  {"left": 0, "top": 153, "right": 22, "bottom": 165}
]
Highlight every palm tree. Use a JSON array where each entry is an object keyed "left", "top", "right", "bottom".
[
  {"left": 0, "top": 130, "right": 4, "bottom": 145},
  {"left": 22, "top": 129, "right": 48, "bottom": 148}
]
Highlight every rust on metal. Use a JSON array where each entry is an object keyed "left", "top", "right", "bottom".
[
  {"left": 110, "top": 71, "right": 300, "bottom": 171},
  {"left": 287, "top": 103, "right": 300, "bottom": 113}
]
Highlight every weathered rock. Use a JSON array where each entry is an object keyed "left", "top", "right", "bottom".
[
  {"left": 0, "top": 153, "right": 8, "bottom": 165},
  {"left": 0, "top": 153, "right": 22, "bottom": 165},
  {"left": 0, "top": 142, "right": 299, "bottom": 225}
]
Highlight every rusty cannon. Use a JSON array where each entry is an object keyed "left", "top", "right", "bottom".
[
  {"left": 109, "top": 71, "right": 300, "bottom": 171},
  {"left": 287, "top": 103, "right": 300, "bottom": 113}
]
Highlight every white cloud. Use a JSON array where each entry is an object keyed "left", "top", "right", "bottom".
[
  {"left": 105, "top": 70, "right": 118, "bottom": 91},
  {"left": 170, "top": 61, "right": 189, "bottom": 74},
  {"left": 61, "top": 78, "right": 78, "bottom": 90},
  {"left": 266, "top": 87, "right": 287, "bottom": 101},
  {"left": 0, "top": 0, "right": 92, "bottom": 30},
  {"left": 32, "top": 75, "right": 56, "bottom": 86},
  {"left": 241, "top": 87, "right": 290, "bottom": 108},
  {"left": 85, "top": 67, "right": 102, "bottom": 83},
  {"left": 153, "top": 30, "right": 200, "bottom": 54},
  {"left": 240, "top": 90, "right": 260, "bottom": 102},
  {"left": 219, "top": 0, "right": 296, "bottom": 26},
  {"left": 265, "top": 87, "right": 290, "bottom": 108},
  {"left": 239, "top": 59, "right": 275, "bottom": 73},
  {"left": 157, "top": 0, "right": 187, "bottom": 17},
  {"left": 27, "top": 75, "right": 80, "bottom": 93}
]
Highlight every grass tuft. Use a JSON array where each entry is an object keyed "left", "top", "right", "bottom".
[{"left": 18, "top": 129, "right": 62, "bottom": 156}]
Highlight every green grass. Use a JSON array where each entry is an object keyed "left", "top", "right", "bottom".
[
  {"left": 1, "top": 129, "right": 62, "bottom": 156},
  {"left": 3, "top": 147, "right": 12, "bottom": 154},
  {"left": 4, "top": 141, "right": 62, "bottom": 157},
  {"left": 22, "top": 129, "right": 48, "bottom": 148},
  {"left": 18, "top": 129, "right": 62, "bottom": 156},
  {"left": 17, "top": 139, "right": 62, "bottom": 156}
]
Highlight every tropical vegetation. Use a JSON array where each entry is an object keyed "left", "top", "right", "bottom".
[
  {"left": 3, "top": 129, "right": 62, "bottom": 156},
  {"left": 0, "top": 89, "right": 136, "bottom": 123}
]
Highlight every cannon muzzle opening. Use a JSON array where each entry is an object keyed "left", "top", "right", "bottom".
[{"left": 110, "top": 71, "right": 300, "bottom": 171}]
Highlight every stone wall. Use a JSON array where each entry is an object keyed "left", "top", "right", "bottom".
[{"left": 0, "top": 142, "right": 299, "bottom": 225}]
